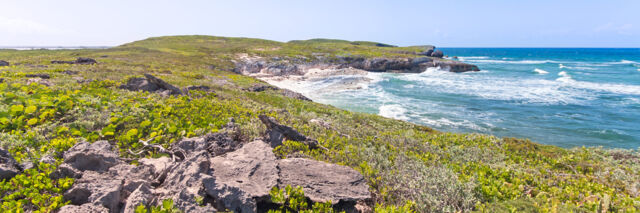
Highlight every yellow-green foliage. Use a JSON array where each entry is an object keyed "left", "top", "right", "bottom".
[
  {"left": 135, "top": 199, "right": 182, "bottom": 213},
  {"left": 1, "top": 36, "right": 639, "bottom": 212},
  {"left": 268, "top": 185, "right": 335, "bottom": 213}
]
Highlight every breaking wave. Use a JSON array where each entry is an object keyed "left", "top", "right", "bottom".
[{"left": 533, "top": 68, "right": 549, "bottom": 74}]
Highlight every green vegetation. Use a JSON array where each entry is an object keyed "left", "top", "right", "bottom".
[
  {"left": 1, "top": 36, "right": 639, "bottom": 212},
  {"left": 135, "top": 199, "right": 182, "bottom": 213},
  {"left": 268, "top": 185, "right": 335, "bottom": 213}
]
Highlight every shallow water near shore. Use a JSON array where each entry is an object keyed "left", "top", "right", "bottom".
[{"left": 291, "top": 48, "right": 640, "bottom": 148}]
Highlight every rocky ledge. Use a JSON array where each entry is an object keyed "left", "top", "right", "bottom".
[
  {"left": 234, "top": 55, "right": 479, "bottom": 77},
  {"left": 0, "top": 115, "right": 371, "bottom": 213}
]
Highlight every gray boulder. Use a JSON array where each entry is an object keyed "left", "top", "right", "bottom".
[
  {"left": 0, "top": 148, "right": 20, "bottom": 180},
  {"left": 430, "top": 50, "right": 444, "bottom": 58},
  {"left": 0, "top": 60, "right": 9, "bottom": 66},
  {"left": 63, "top": 141, "right": 121, "bottom": 172},
  {"left": 278, "top": 158, "right": 371, "bottom": 204},
  {"left": 206, "top": 140, "right": 279, "bottom": 212}
]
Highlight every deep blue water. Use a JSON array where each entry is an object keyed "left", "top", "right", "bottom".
[{"left": 307, "top": 48, "right": 640, "bottom": 149}]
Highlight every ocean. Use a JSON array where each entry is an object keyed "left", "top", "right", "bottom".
[{"left": 298, "top": 48, "right": 640, "bottom": 149}]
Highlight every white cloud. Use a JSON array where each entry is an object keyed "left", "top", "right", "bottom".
[
  {"left": 594, "top": 23, "right": 635, "bottom": 35},
  {"left": 0, "top": 16, "right": 69, "bottom": 35}
]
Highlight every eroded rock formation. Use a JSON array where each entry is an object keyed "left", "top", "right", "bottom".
[
  {"left": 234, "top": 54, "right": 479, "bottom": 76},
  {"left": 50, "top": 125, "right": 370, "bottom": 212}
]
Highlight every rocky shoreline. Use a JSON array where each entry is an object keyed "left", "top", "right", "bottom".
[
  {"left": 231, "top": 50, "right": 480, "bottom": 98},
  {"left": 234, "top": 55, "right": 479, "bottom": 77}
]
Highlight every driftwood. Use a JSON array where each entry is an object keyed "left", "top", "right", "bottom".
[{"left": 127, "top": 137, "right": 184, "bottom": 162}]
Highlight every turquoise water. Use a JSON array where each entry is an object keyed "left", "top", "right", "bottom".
[{"left": 308, "top": 48, "right": 640, "bottom": 149}]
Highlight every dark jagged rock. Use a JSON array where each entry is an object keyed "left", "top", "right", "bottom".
[
  {"left": 245, "top": 84, "right": 278, "bottom": 92},
  {"left": 430, "top": 50, "right": 444, "bottom": 58},
  {"left": 0, "top": 60, "right": 9, "bottom": 66},
  {"left": 183, "top": 85, "right": 211, "bottom": 93},
  {"left": 415, "top": 45, "right": 435, "bottom": 56},
  {"left": 25, "top": 73, "right": 50, "bottom": 79},
  {"left": 259, "top": 115, "right": 320, "bottom": 149},
  {"left": 51, "top": 57, "right": 97, "bottom": 65},
  {"left": 434, "top": 60, "right": 481, "bottom": 72},
  {"left": 280, "top": 88, "right": 311, "bottom": 101},
  {"left": 119, "top": 74, "right": 182, "bottom": 95},
  {"left": 245, "top": 84, "right": 311, "bottom": 101},
  {"left": 0, "top": 148, "right": 20, "bottom": 180},
  {"left": 73, "top": 76, "right": 93, "bottom": 84},
  {"left": 62, "top": 70, "right": 79, "bottom": 75}
]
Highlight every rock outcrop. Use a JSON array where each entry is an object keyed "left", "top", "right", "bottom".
[
  {"left": 53, "top": 125, "right": 370, "bottom": 212},
  {"left": 430, "top": 50, "right": 444, "bottom": 58},
  {"left": 278, "top": 158, "right": 370, "bottom": 204},
  {"left": 206, "top": 141, "right": 279, "bottom": 212},
  {"left": 0, "top": 60, "right": 9, "bottom": 66},
  {"left": 25, "top": 73, "right": 51, "bottom": 79},
  {"left": 259, "top": 115, "right": 322, "bottom": 149},
  {"left": 51, "top": 57, "right": 97, "bottom": 65},
  {"left": 234, "top": 55, "right": 479, "bottom": 76},
  {"left": 0, "top": 148, "right": 20, "bottom": 180},
  {"left": 119, "top": 74, "right": 183, "bottom": 95},
  {"left": 245, "top": 84, "right": 312, "bottom": 101}
]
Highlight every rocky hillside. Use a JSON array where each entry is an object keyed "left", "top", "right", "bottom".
[{"left": 0, "top": 36, "right": 639, "bottom": 212}]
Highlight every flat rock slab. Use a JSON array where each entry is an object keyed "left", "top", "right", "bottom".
[
  {"left": 278, "top": 158, "right": 370, "bottom": 204},
  {"left": 207, "top": 140, "right": 278, "bottom": 212}
]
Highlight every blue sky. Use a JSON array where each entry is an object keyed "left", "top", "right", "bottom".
[{"left": 1, "top": 0, "right": 639, "bottom": 47}]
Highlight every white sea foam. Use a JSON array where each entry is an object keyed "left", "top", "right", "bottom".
[
  {"left": 396, "top": 67, "right": 640, "bottom": 105},
  {"left": 378, "top": 104, "right": 409, "bottom": 120},
  {"left": 458, "top": 56, "right": 489, "bottom": 61},
  {"left": 464, "top": 59, "right": 560, "bottom": 64},
  {"left": 533, "top": 68, "right": 549, "bottom": 74},
  {"left": 558, "top": 63, "right": 596, "bottom": 70},
  {"left": 620, "top": 60, "right": 638, "bottom": 64},
  {"left": 419, "top": 117, "right": 489, "bottom": 132}
]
